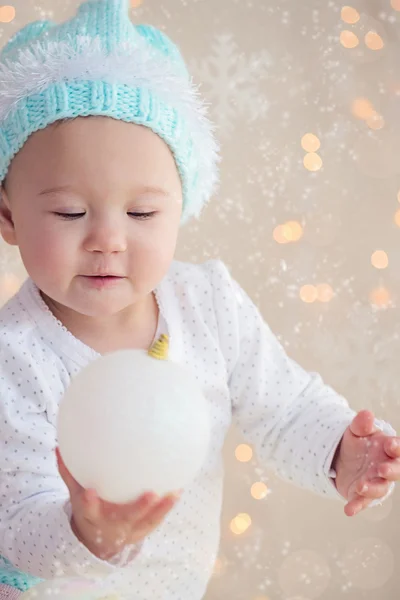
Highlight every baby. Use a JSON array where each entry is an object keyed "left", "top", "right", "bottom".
[{"left": 0, "top": 1, "right": 399, "bottom": 599}]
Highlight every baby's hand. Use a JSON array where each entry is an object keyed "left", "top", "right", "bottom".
[{"left": 56, "top": 448, "right": 181, "bottom": 560}]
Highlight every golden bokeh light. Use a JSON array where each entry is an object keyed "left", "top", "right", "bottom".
[
  {"left": 283, "top": 221, "right": 303, "bottom": 242},
  {"left": 371, "top": 250, "right": 388, "bottom": 269},
  {"left": 251, "top": 482, "right": 269, "bottom": 500},
  {"left": 273, "top": 222, "right": 303, "bottom": 244},
  {"left": 340, "top": 30, "right": 359, "bottom": 48},
  {"left": 273, "top": 225, "right": 290, "bottom": 245},
  {"left": 235, "top": 444, "right": 253, "bottom": 462},
  {"left": 0, "top": 5, "right": 15, "bottom": 22},
  {"left": 281, "top": 223, "right": 293, "bottom": 242},
  {"left": 303, "top": 152, "right": 323, "bottom": 172},
  {"left": 341, "top": 6, "right": 360, "bottom": 24},
  {"left": 397, "top": 190, "right": 400, "bottom": 203},
  {"left": 365, "top": 31, "right": 384, "bottom": 50},
  {"left": 300, "top": 285, "right": 318, "bottom": 303},
  {"left": 395, "top": 209, "right": 400, "bottom": 227},
  {"left": 366, "top": 112, "right": 385, "bottom": 130},
  {"left": 130, "top": 0, "right": 143, "bottom": 6},
  {"left": 370, "top": 287, "right": 391, "bottom": 308},
  {"left": 316, "top": 283, "right": 334, "bottom": 303},
  {"left": 230, "top": 513, "right": 252, "bottom": 535},
  {"left": 391, "top": 0, "right": 400, "bottom": 10},
  {"left": 351, "top": 97, "right": 375, "bottom": 120},
  {"left": 301, "top": 133, "right": 321, "bottom": 152}
]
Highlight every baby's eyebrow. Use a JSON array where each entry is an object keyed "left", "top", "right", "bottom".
[
  {"left": 38, "top": 185, "right": 172, "bottom": 198},
  {"left": 38, "top": 185, "right": 78, "bottom": 198}
]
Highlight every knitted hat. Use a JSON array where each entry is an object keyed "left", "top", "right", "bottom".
[{"left": 0, "top": 0, "right": 220, "bottom": 224}]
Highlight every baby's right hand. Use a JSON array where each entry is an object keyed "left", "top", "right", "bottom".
[{"left": 56, "top": 448, "right": 181, "bottom": 560}]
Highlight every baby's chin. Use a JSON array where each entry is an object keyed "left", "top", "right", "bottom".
[
  {"left": 40, "top": 276, "right": 156, "bottom": 318},
  {"left": 72, "top": 296, "right": 144, "bottom": 319}
]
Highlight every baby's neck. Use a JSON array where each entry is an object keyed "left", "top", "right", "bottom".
[{"left": 41, "top": 291, "right": 160, "bottom": 355}]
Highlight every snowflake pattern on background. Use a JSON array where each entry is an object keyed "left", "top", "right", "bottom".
[
  {"left": 307, "top": 303, "right": 400, "bottom": 415},
  {"left": 189, "top": 33, "right": 272, "bottom": 137}
]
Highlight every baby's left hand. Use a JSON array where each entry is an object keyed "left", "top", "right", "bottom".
[{"left": 333, "top": 410, "right": 400, "bottom": 516}]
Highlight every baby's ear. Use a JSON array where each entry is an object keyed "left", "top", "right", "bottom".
[{"left": 0, "top": 185, "right": 17, "bottom": 246}]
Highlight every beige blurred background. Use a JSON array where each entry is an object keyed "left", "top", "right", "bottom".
[{"left": 1, "top": 0, "right": 400, "bottom": 598}]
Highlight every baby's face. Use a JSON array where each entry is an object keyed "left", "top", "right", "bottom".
[{"left": 0, "top": 117, "right": 183, "bottom": 318}]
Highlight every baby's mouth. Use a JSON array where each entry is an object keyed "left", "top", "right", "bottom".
[
  {"left": 81, "top": 275, "right": 126, "bottom": 285},
  {"left": 85, "top": 274, "right": 125, "bottom": 278}
]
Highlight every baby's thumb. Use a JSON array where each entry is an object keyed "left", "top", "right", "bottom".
[
  {"left": 349, "top": 410, "right": 376, "bottom": 438},
  {"left": 55, "top": 447, "right": 81, "bottom": 498}
]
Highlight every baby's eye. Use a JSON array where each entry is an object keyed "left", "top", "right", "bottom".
[
  {"left": 128, "top": 212, "right": 157, "bottom": 220},
  {"left": 53, "top": 211, "right": 157, "bottom": 220},
  {"left": 54, "top": 212, "right": 85, "bottom": 220}
]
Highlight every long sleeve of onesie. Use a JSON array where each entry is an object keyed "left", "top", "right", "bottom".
[
  {"left": 206, "top": 260, "right": 396, "bottom": 504},
  {"left": 0, "top": 337, "right": 141, "bottom": 579}
]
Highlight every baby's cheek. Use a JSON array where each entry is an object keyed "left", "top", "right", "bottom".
[
  {"left": 139, "top": 241, "right": 173, "bottom": 277},
  {"left": 22, "top": 228, "right": 72, "bottom": 275}
]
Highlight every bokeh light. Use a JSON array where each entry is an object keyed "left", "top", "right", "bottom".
[
  {"left": 316, "top": 283, "right": 334, "bottom": 303},
  {"left": 371, "top": 250, "right": 388, "bottom": 269},
  {"left": 391, "top": 0, "right": 400, "bottom": 10},
  {"left": 130, "top": 0, "right": 143, "bottom": 6},
  {"left": 273, "top": 225, "right": 289, "bottom": 244},
  {"left": 284, "top": 221, "right": 303, "bottom": 242},
  {"left": 340, "top": 30, "right": 360, "bottom": 48},
  {"left": 341, "top": 6, "right": 360, "bottom": 24},
  {"left": 300, "top": 285, "right": 318, "bottom": 303},
  {"left": 366, "top": 112, "right": 385, "bottom": 130},
  {"left": 301, "top": 133, "right": 320, "bottom": 152},
  {"left": 235, "top": 444, "right": 253, "bottom": 462},
  {"left": 351, "top": 97, "right": 375, "bottom": 120},
  {"left": 303, "top": 153, "right": 323, "bottom": 171},
  {"left": 0, "top": 5, "right": 15, "bottom": 22},
  {"left": 394, "top": 209, "right": 400, "bottom": 227},
  {"left": 230, "top": 513, "right": 252, "bottom": 535},
  {"left": 370, "top": 287, "right": 391, "bottom": 308},
  {"left": 251, "top": 482, "right": 269, "bottom": 500},
  {"left": 365, "top": 31, "right": 384, "bottom": 51},
  {"left": 273, "top": 221, "right": 303, "bottom": 244}
]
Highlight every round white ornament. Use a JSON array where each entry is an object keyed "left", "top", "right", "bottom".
[{"left": 57, "top": 347, "right": 210, "bottom": 503}]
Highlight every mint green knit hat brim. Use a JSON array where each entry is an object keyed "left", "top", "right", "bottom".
[
  {"left": 0, "top": 0, "right": 221, "bottom": 224},
  {"left": 0, "top": 79, "right": 195, "bottom": 224}
]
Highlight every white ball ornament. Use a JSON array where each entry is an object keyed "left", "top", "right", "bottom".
[{"left": 57, "top": 335, "right": 210, "bottom": 503}]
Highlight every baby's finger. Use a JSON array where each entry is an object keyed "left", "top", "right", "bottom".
[
  {"left": 384, "top": 437, "right": 400, "bottom": 459},
  {"left": 56, "top": 448, "right": 82, "bottom": 498},
  {"left": 344, "top": 493, "right": 371, "bottom": 517},
  {"left": 135, "top": 493, "right": 180, "bottom": 531},
  {"left": 356, "top": 477, "right": 391, "bottom": 499},
  {"left": 112, "top": 492, "right": 161, "bottom": 523},
  {"left": 377, "top": 460, "right": 400, "bottom": 481},
  {"left": 81, "top": 488, "right": 101, "bottom": 522}
]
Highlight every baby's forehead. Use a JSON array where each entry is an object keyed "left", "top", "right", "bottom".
[{"left": 6, "top": 116, "right": 182, "bottom": 196}]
